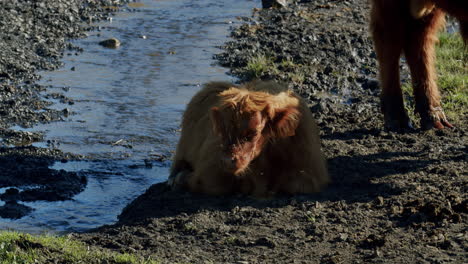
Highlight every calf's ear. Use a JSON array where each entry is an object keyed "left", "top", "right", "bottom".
[{"left": 267, "top": 107, "right": 301, "bottom": 138}]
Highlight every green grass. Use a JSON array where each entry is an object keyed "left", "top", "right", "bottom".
[
  {"left": 243, "top": 55, "right": 311, "bottom": 85},
  {"left": 243, "top": 54, "right": 278, "bottom": 79},
  {"left": 403, "top": 32, "right": 467, "bottom": 121},
  {"left": 435, "top": 32, "right": 467, "bottom": 120},
  {"left": 0, "top": 231, "right": 158, "bottom": 264}
]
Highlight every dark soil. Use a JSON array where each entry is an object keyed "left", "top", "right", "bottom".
[
  {"left": 1, "top": 0, "right": 466, "bottom": 263},
  {"left": 75, "top": 0, "right": 467, "bottom": 263},
  {"left": 0, "top": 0, "right": 130, "bottom": 218}
]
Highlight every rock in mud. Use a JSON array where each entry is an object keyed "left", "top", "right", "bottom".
[
  {"left": 99, "top": 38, "right": 121, "bottom": 48},
  {"left": 262, "top": 0, "right": 290, "bottom": 9}
]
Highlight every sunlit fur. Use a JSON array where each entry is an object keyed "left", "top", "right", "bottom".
[
  {"left": 370, "top": 0, "right": 467, "bottom": 130},
  {"left": 169, "top": 81, "right": 329, "bottom": 197}
]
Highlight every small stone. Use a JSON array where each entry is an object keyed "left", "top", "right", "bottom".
[
  {"left": 391, "top": 205, "right": 402, "bottom": 214},
  {"left": 339, "top": 233, "right": 348, "bottom": 241},
  {"left": 4, "top": 85, "right": 15, "bottom": 93},
  {"left": 99, "top": 38, "right": 121, "bottom": 48},
  {"left": 374, "top": 249, "right": 382, "bottom": 257},
  {"left": 262, "top": 0, "right": 289, "bottom": 8},
  {"left": 374, "top": 196, "right": 384, "bottom": 206}
]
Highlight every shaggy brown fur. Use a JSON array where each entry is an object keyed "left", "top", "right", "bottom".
[
  {"left": 168, "top": 81, "right": 329, "bottom": 197},
  {"left": 370, "top": 0, "right": 467, "bottom": 130}
]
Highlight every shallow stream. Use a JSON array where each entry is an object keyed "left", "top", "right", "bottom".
[{"left": 0, "top": 0, "right": 258, "bottom": 233}]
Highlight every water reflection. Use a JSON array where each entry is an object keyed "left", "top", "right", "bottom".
[{"left": 36, "top": 0, "right": 258, "bottom": 160}]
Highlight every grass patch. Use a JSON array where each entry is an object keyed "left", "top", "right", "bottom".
[
  {"left": 435, "top": 32, "right": 467, "bottom": 120},
  {"left": 403, "top": 32, "right": 467, "bottom": 121},
  {"left": 0, "top": 231, "right": 158, "bottom": 264},
  {"left": 242, "top": 55, "right": 311, "bottom": 85},
  {"left": 243, "top": 54, "right": 278, "bottom": 79}
]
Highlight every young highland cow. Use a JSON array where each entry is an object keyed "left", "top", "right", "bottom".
[
  {"left": 370, "top": 0, "right": 467, "bottom": 130},
  {"left": 168, "top": 81, "right": 329, "bottom": 197}
]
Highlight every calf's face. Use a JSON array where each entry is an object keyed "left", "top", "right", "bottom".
[
  {"left": 211, "top": 108, "right": 267, "bottom": 175},
  {"left": 211, "top": 105, "right": 300, "bottom": 175}
]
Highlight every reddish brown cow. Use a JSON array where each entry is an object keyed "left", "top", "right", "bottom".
[
  {"left": 168, "top": 81, "right": 329, "bottom": 197},
  {"left": 370, "top": 0, "right": 467, "bottom": 130}
]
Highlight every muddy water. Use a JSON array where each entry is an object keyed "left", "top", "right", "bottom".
[{"left": 0, "top": 0, "right": 258, "bottom": 233}]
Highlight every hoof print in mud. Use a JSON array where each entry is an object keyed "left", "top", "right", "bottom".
[
  {"left": 359, "top": 234, "right": 386, "bottom": 249},
  {"left": 396, "top": 198, "right": 466, "bottom": 225}
]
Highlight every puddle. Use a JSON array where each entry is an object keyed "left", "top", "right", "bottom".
[
  {"left": 0, "top": 161, "right": 168, "bottom": 233},
  {"left": 1, "top": 0, "right": 259, "bottom": 233}
]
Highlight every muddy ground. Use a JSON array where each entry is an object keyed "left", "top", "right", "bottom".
[
  {"left": 1, "top": 0, "right": 466, "bottom": 263},
  {"left": 76, "top": 0, "right": 467, "bottom": 263}
]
